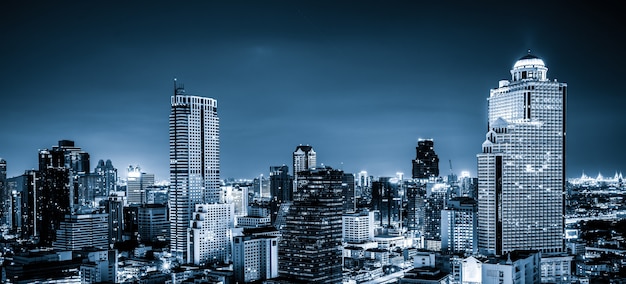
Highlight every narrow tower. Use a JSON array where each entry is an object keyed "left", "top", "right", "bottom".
[{"left": 169, "top": 81, "right": 221, "bottom": 262}]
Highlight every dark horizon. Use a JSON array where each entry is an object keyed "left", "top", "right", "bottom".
[{"left": 1, "top": 1, "right": 624, "bottom": 181}]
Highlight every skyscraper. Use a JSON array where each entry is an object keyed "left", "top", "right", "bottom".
[
  {"left": 126, "top": 165, "right": 155, "bottom": 204},
  {"left": 278, "top": 166, "right": 343, "bottom": 283},
  {"left": 94, "top": 159, "right": 117, "bottom": 197},
  {"left": 292, "top": 145, "right": 316, "bottom": 181},
  {"left": 169, "top": 82, "right": 221, "bottom": 261},
  {"left": 412, "top": 139, "right": 439, "bottom": 180},
  {"left": 0, "top": 158, "right": 7, "bottom": 228},
  {"left": 477, "top": 53, "right": 566, "bottom": 255}
]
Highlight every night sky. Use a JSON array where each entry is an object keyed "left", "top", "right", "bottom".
[{"left": 1, "top": 1, "right": 624, "bottom": 181}]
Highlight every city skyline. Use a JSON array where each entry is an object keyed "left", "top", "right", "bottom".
[{"left": 1, "top": 1, "right": 624, "bottom": 181}]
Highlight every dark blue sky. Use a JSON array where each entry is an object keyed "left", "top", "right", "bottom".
[{"left": 1, "top": 1, "right": 624, "bottom": 181}]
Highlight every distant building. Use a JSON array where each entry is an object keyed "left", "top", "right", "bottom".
[
  {"left": 423, "top": 182, "right": 448, "bottom": 247},
  {"left": 233, "top": 235, "right": 279, "bottom": 283},
  {"left": 278, "top": 166, "right": 343, "bottom": 283},
  {"left": 372, "top": 177, "right": 402, "bottom": 228},
  {"left": 269, "top": 165, "right": 293, "bottom": 223},
  {"left": 126, "top": 165, "right": 155, "bottom": 204},
  {"left": 53, "top": 213, "right": 109, "bottom": 251},
  {"left": 292, "top": 145, "right": 316, "bottom": 181},
  {"left": 145, "top": 184, "right": 168, "bottom": 205},
  {"left": 0, "top": 158, "right": 7, "bottom": 228},
  {"left": 189, "top": 203, "right": 234, "bottom": 265},
  {"left": 477, "top": 53, "right": 566, "bottom": 255},
  {"left": 105, "top": 193, "right": 125, "bottom": 244},
  {"left": 5, "top": 170, "right": 36, "bottom": 238},
  {"left": 441, "top": 197, "right": 477, "bottom": 255},
  {"left": 343, "top": 173, "right": 356, "bottom": 213},
  {"left": 412, "top": 139, "right": 439, "bottom": 180},
  {"left": 406, "top": 184, "right": 425, "bottom": 232},
  {"left": 94, "top": 159, "right": 117, "bottom": 197},
  {"left": 137, "top": 203, "right": 169, "bottom": 242},
  {"left": 342, "top": 210, "right": 375, "bottom": 243}
]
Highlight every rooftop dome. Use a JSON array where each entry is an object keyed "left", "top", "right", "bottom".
[{"left": 513, "top": 53, "right": 545, "bottom": 69}]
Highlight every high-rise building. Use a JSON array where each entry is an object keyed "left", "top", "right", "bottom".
[
  {"left": 412, "top": 139, "right": 439, "bottom": 180},
  {"left": 137, "top": 204, "right": 169, "bottom": 242},
  {"left": 169, "top": 83, "right": 220, "bottom": 261},
  {"left": 372, "top": 177, "right": 402, "bottom": 228},
  {"left": 0, "top": 158, "right": 7, "bottom": 228},
  {"left": 233, "top": 235, "right": 279, "bottom": 283},
  {"left": 105, "top": 193, "right": 124, "bottom": 244},
  {"left": 477, "top": 53, "right": 566, "bottom": 255},
  {"left": 292, "top": 145, "right": 316, "bottom": 181},
  {"left": 278, "top": 166, "right": 343, "bottom": 283},
  {"left": 422, "top": 182, "right": 448, "bottom": 250},
  {"left": 342, "top": 210, "right": 375, "bottom": 243},
  {"left": 126, "top": 165, "right": 155, "bottom": 204},
  {"left": 6, "top": 170, "right": 36, "bottom": 238},
  {"left": 94, "top": 159, "right": 117, "bottom": 197},
  {"left": 441, "top": 197, "right": 477, "bottom": 255},
  {"left": 342, "top": 173, "right": 356, "bottom": 213},
  {"left": 269, "top": 165, "right": 292, "bottom": 224},
  {"left": 270, "top": 165, "right": 292, "bottom": 202},
  {"left": 188, "top": 203, "right": 233, "bottom": 265}
]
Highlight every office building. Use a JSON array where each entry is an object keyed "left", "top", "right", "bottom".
[
  {"left": 343, "top": 172, "right": 356, "bottom": 213},
  {"left": 233, "top": 235, "right": 279, "bottom": 283},
  {"left": 138, "top": 203, "right": 169, "bottom": 242},
  {"left": 169, "top": 83, "right": 221, "bottom": 262},
  {"left": 270, "top": 165, "right": 292, "bottom": 202},
  {"left": 477, "top": 53, "right": 566, "bottom": 255},
  {"left": 342, "top": 210, "right": 375, "bottom": 244},
  {"left": 278, "top": 166, "right": 343, "bottom": 283},
  {"left": 105, "top": 193, "right": 124, "bottom": 244},
  {"left": 292, "top": 145, "right": 316, "bottom": 181},
  {"left": 441, "top": 197, "right": 477, "bottom": 255},
  {"left": 0, "top": 158, "right": 7, "bottom": 228},
  {"left": 94, "top": 159, "right": 117, "bottom": 197},
  {"left": 412, "top": 139, "right": 439, "bottom": 180},
  {"left": 126, "top": 165, "right": 155, "bottom": 204},
  {"left": 189, "top": 203, "right": 234, "bottom": 265},
  {"left": 53, "top": 213, "right": 109, "bottom": 251},
  {"left": 372, "top": 177, "right": 402, "bottom": 228}
]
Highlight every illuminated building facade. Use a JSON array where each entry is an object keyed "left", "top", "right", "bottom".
[
  {"left": 126, "top": 165, "right": 154, "bottom": 204},
  {"left": 412, "top": 139, "right": 439, "bottom": 180},
  {"left": 94, "top": 159, "right": 117, "bottom": 197},
  {"left": 278, "top": 166, "right": 343, "bottom": 283},
  {"left": 477, "top": 53, "right": 566, "bottom": 255},
  {"left": 292, "top": 145, "right": 316, "bottom": 181},
  {"left": 189, "top": 203, "right": 233, "bottom": 265},
  {"left": 233, "top": 235, "right": 279, "bottom": 283},
  {"left": 169, "top": 83, "right": 221, "bottom": 262},
  {"left": 441, "top": 197, "right": 477, "bottom": 255},
  {"left": 342, "top": 210, "right": 375, "bottom": 243},
  {"left": 53, "top": 213, "right": 109, "bottom": 251}
]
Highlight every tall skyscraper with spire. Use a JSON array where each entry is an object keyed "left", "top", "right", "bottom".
[
  {"left": 169, "top": 81, "right": 221, "bottom": 262},
  {"left": 477, "top": 52, "right": 566, "bottom": 255}
]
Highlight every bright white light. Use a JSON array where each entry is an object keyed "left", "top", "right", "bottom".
[{"left": 460, "top": 171, "right": 470, "bottom": 178}]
